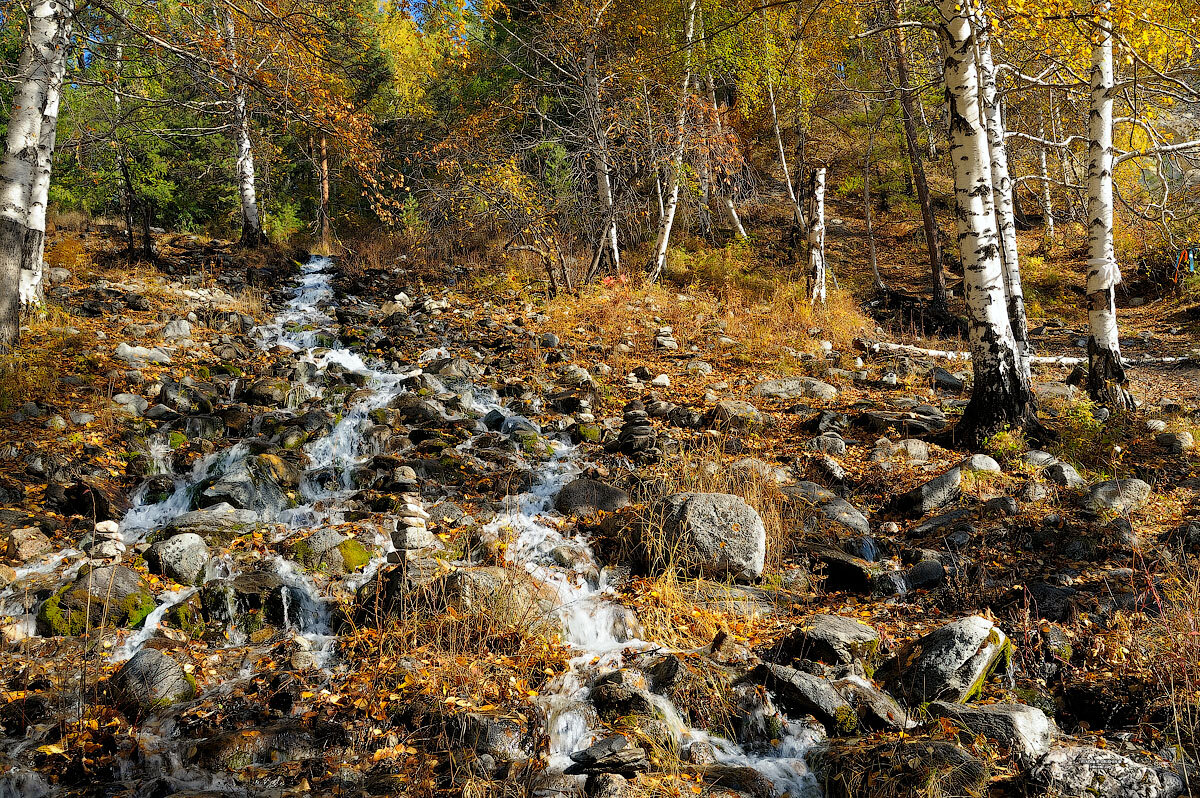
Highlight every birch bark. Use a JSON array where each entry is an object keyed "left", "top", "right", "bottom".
[
  {"left": 0, "top": 0, "right": 73, "bottom": 348},
  {"left": 1085, "top": 6, "right": 1132, "bottom": 410},
  {"left": 809, "top": 167, "right": 826, "bottom": 304},
  {"left": 222, "top": 8, "right": 265, "bottom": 246},
  {"left": 975, "top": 15, "right": 1031, "bottom": 378},
  {"left": 649, "top": 0, "right": 697, "bottom": 283},
  {"left": 936, "top": 0, "right": 1038, "bottom": 446}
]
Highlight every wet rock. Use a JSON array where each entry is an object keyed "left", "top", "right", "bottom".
[
  {"left": 657, "top": 492, "right": 766, "bottom": 581},
  {"left": 884, "top": 467, "right": 961, "bottom": 519},
  {"left": 165, "top": 503, "right": 259, "bottom": 544},
  {"left": 750, "top": 376, "right": 838, "bottom": 402},
  {"left": 198, "top": 457, "right": 290, "bottom": 519},
  {"left": 199, "top": 569, "right": 286, "bottom": 635},
  {"left": 879, "top": 615, "right": 1011, "bottom": 705},
  {"left": 1081, "top": 478, "right": 1152, "bottom": 515},
  {"left": 445, "top": 711, "right": 535, "bottom": 763},
  {"left": 146, "top": 533, "right": 210, "bottom": 585},
  {"left": 750, "top": 663, "right": 856, "bottom": 735},
  {"left": 295, "top": 529, "right": 372, "bottom": 574},
  {"left": 111, "top": 648, "right": 195, "bottom": 711},
  {"left": 55, "top": 478, "right": 130, "bottom": 521},
  {"left": 555, "top": 479, "right": 631, "bottom": 518},
  {"left": 4, "top": 526, "right": 52, "bottom": 562},
  {"left": 1031, "top": 746, "right": 1183, "bottom": 798},
  {"left": 565, "top": 735, "right": 649, "bottom": 776},
  {"left": 928, "top": 701, "right": 1058, "bottom": 768},
  {"left": 773, "top": 614, "right": 881, "bottom": 669},
  {"left": 36, "top": 565, "right": 156, "bottom": 636},
  {"left": 244, "top": 377, "right": 292, "bottom": 407},
  {"left": 810, "top": 738, "right": 988, "bottom": 798}
]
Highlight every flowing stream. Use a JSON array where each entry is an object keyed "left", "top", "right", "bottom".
[{"left": 1, "top": 256, "right": 824, "bottom": 796}]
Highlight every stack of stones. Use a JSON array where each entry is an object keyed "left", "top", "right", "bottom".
[
  {"left": 391, "top": 466, "right": 434, "bottom": 550},
  {"left": 613, "top": 399, "right": 658, "bottom": 461},
  {"left": 577, "top": 398, "right": 595, "bottom": 424},
  {"left": 88, "top": 520, "right": 126, "bottom": 561},
  {"left": 654, "top": 326, "right": 679, "bottom": 350}
]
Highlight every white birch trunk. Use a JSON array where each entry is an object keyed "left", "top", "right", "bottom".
[
  {"left": 808, "top": 167, "right": 826, "bottom": 304},
  {"left": 1037, "top": 105, "right": 1056, "bottom": 241},
  {"left": 767, "top": 76, "right": 806, "bottom": 233},
  {"left": 1085, "top": 6, "right": 1131, "bottom": 410},
  {"left": 936, "top": 0, "right": 1037, "bottom": 445},
  {"left": 22, "top": 9, "right": 72, "bottom": 306},
  {"left": 649, "top": 0, "right": 697, "bottom": 283},
  {"left": 0, "top": 0, "right": 72, "bottom": 348},
  {"left": 584, "top": 48, "right": 619, "bottom": 271},
  {"left": 222, "top": 9, "right": 263, "bottom": 246},
  {"left": 975, "top": 18, "right": 1031, "bottom": 379}
]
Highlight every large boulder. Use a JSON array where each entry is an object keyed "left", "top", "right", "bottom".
[
  {"left": 1081, "top": 478, "right": 1152, "bottom": 515},
  {"left": 880, "top": 615, "right": 1011, "bottom": 705},
  {"left": 111, "top": 648, "right": 195, "bottom": 711},
  {"left": 146, "top": 533, "right": 210, "bottom": 585},
  {"left": 432, "top": 566, "right": 558, "bottom": 633},
  {"left": 929, "top": 701, "right": 1058, "bottom": 768},
  {"left": 555, "top": 479, "right": 631, "bottom": 518},
  {"left": 36, "top": 565, "right": 157, "bottom": 636},
  {"left": 198, "top": 457, "right": 291, "bottom": 519},
  {"left": 243, "top": 378, "right": 292, "bottom": 407},
  {"left": 1031, "top": 746, "right": 1183, "bottom": 798},
  {"left": 657, "top": 493, "right": 766, "bottom": 581},
  {"left": 750, "top": 377, "right": 838, "bottom": 402},
  {"left": 710, "top": 400, "right": 764, "bottom": 431},
  {"left": 165, "top": 503, "right": 259, "bottom": 544}
]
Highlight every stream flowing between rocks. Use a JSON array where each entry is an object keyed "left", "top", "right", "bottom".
[{"left": 0, "top": 257, "right": 825, "bottom": 797}]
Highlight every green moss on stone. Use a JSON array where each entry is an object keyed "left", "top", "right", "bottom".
[
  {"left": 337, "top": 539, "right": 371, "bottom": 572},
  {"left": 168, "top": 432, "right": 188, "bottom": 449}
]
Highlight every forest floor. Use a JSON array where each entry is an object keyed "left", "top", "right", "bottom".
[{"left": 0, "top": 202, "right": 1196, "bottom": 797}]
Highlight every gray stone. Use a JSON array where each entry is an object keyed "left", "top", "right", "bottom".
[
  {"left": 750, "top": 376, "right": 838, "bottom": 402},
  {"left": 881, "top": 615, "right": 1011, "bottom": 705},
  {"left": 165, "top": 503, "right": 259, "bottom": 544},
  {"left": 1081, "top": 479, "right": 1152, "bottom": 515},
  {"left": 1044, "top": 462, "right": 1086, "bottom": 489},
  {"left": 162, "top": 319, "right": 192, "bottom": 341},
  {"left": 712, "top": 399, "right": 763, "bottom": 431},
  {"left": 111, "top": 393, "right": 149, "bottom": 417},
  {"left": 961, "top": 454, "right": 1001, "bottom": 473},
  {"left": 1031, "top": 746, "right": 1183, "bottom": 798},
  {"left": 44, "top": 414, "right": 67, "bottom": 430},
  {"left": 806, "top": 433, "right": 846, "bottom": 455},
  {"left": 555, "top": 479, "right": 631, "bottom": 518},
  {"left": 782, "top": 482, "right": 870, "bottom": 536},
  {"left": 775, "top": 614, "right": 880, "bottom": 667},
  {"left": 112, "top": 648, "right": 195, "bottom": 710},
  {"left": 932, "top": 366, "right": 965, "bottom": 392},
  {"left": 929, "top": 702, "right": 1058, "bottom": 767},
  {"left": 565, "top": 735, "right": 649, "bottom": 776},
  {"left": 659, "top": 492, "right": 767, "bottom": 581},
  {"left": 114, "top": 343, "right": 171, "bottom": 365},
  {"left": 147, "top": 533, "right": 210, "bottom": 585},
  {"left": 1021, "top": 450, "right": 1059, "bottom": 467},
  {"left": 244, "top": 378, "right": 292, "bottom": 407},
  {"left": 5, "top": 527, "right": 52, "bottom": 561},
  {"left": 752, "top": 663, "right": 856, "bottom": 734},
  {"left": 833, "top": 678, "right": 916, "bottom": 731},
  {"left": 1157, "top": 431, "right": 1195, "bottom": 454},
  {"left": 884, "top": 467, "right": 962, "bottom": 518},
  {"left": 199, "top": 458, "right": 289, "bottom": 519}
]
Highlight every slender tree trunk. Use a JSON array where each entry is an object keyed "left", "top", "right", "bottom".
[
  {"left": 1085, "top": 6, "right": 1132, "bottom": 411},
  {"left": 936, "top": 0, "right": 1038, "bottom": 447},
  {"left": 649, "top": 0, "right": 697, "bottom": 283},
  {"left": 0, "top": 0, "right": 72, "bottom": 350},
  {"left": 767, "top": 75, "right": 805, "bottom": 232},
  {"left": 892, "top": 0, "right": 945, "bottom": 306},
  {"left": 864, "top": 103, "right": 884, "bottom": 291},
  {"left": 975, "top": 17, "right": 1031, "bottom": 380},
  {"left": 809, "top": 167, "right": 827, "bottom": 304},
  {"left": 222, "top": 8, "right": 265, "bottom": 247},
  {"left": 319, "top": 133, "right": 332, "bottom": 252},
  {"left": 643, "top": 81, "right": 666, "bottom": 221},
  {"left": 1038, "top": 109, "right": 1056, "bottom": 241},
  {"left": 706, "top": 75, "right": 747, "bottom": 239},
  {"left": 585, "top": 46, "right": 619, "bottom": 270}
]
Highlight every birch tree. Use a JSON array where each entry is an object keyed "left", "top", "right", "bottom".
[
  {"left": 649, "top": 0, "right": 696, "bottom": 283},
  {"left": 808, "top": 166, "right": 826, "bottom": 304},
  {"left": 1084, "top": 5, "right": 1131, "bottom": 410},
  {"left": 935, "top": 0, "right": 1039, "bottom": 447},
  {"left": 0, "top": 0, "right": 74, "bottom": 350},
  {"left": 221, "top": 7, "right": 266, "bottom": 247}
]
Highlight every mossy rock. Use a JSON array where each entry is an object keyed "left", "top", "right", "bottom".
[
  {"left": 336, "top": 539, "right": 372, "bottom": 572},
  {"left": 810, "top": 738, "right": 989, "bottom": 798},
  {"left": 168, "top": 432, "right": 188, "bottom": 450},
  {"left": 36, "top": 565, "right": 157, "bottom": 637}
]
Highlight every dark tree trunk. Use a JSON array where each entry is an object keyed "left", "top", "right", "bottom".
[{"left": 0, "top": 217, "right": 27, "bottom": 352}]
